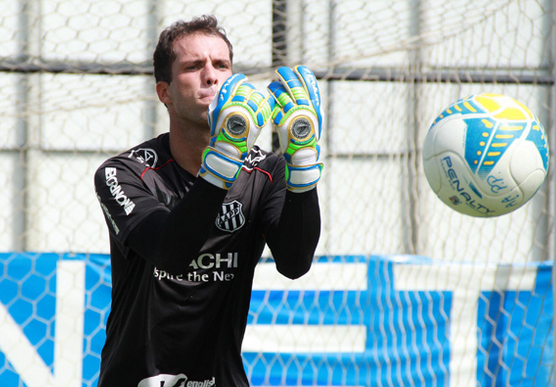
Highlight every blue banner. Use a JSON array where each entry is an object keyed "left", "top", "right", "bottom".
[{"left": 0, "top": 253, "right": 552, "bottom": 387}]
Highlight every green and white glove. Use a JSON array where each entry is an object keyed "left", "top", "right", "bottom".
[
  {"left": 200, "top": 73, "right": 275, "bottom": 189},
  {"left": 268, "top": 66, "right": 324, "bottom": 193}
]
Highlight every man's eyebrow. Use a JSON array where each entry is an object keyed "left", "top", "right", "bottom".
[
  {"left": 179, "top": 58, "right": 205, "bottom": 66},
  {"left": 213, "top": 58, "right": 232, "bottom": 66}
]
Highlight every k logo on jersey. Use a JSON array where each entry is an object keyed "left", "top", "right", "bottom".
[
  {"left": 243, "top": 147, "right": 267, "bottom": 169},
  {"left": 215, "top": 200, "right": 245, "bottom": 233}
]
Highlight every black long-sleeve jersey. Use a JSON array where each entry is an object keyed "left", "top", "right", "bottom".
[{"left": 93, "top": 133, "right": 320, "bottom": 387}]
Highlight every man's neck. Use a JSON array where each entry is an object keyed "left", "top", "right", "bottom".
[{"left": 169, "top": 123, "right": 210, "bottom": 176}]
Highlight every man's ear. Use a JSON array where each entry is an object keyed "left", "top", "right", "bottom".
[{"left": 156, "top": 81, "right": 172, "bottom": 105}]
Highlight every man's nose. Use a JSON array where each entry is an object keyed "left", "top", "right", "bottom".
[{"left": 203, "top": 64, "right": 218, "bottom": 86}]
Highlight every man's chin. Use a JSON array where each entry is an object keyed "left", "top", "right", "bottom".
[{"left": 199, "top": 112, "right": 210, "bottom": 124}]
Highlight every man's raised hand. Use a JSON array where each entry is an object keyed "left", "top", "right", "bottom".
[
  {"left": 268, "top": 66, "right": 323, "bottom": 193},
  {"left": 200, "top": 74, "right": 275, "bottom": 189}
]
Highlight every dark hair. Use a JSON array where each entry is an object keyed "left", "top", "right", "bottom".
[{"left": 153, "top": 15, "right": 233, "bottom": 84}]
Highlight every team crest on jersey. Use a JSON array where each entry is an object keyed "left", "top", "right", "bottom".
[
  {"left": 215, "top": 200, "right": 245, "bottom": 233},
  {"left": 128, "top": 148, "right": 158, "bottom": 168}
]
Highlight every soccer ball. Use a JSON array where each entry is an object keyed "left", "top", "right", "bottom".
[{"left": 422, "top": 93, "right": 549, "bottom": 217}]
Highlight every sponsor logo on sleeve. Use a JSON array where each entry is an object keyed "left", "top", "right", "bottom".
[
  {"left": 128, "top": 148, "right": 158, "bottom": 168},
  {"left": 97, "top": 193, "right": 120, "bottom": 235},
  {"left": 105, "top": 167, "right": 135, "bottom": 215}
]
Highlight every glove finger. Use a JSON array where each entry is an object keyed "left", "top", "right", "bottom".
[
  {"left": 231, "top": 81, "right": 256, "bottom": 101},
  {"left": 268, "top": 80, "right": 295, "bottom": 125},
  {"left": 268, "top": 81, "right": 290, "bottom": 107},
  {"left": 220, "top": 73, "right": 247, "bottom": 101},
  {"left": 251, "top": 92, "right": 275, "bottom": 126},
  {"left": 231, "top": 82, "right": 259, "bottom": 112},
  {"left": 294, "top": 65, "right": 323, "bottom": 137},
  {"left": 231, "top": 83, "right": 274, "bottom": 127},
  {"left": 276, "top": 66, "right": 312, "bottom": 107},
  {"left": 238, "top": 84, "right": 264, "bottom": 112},
  {"left": 294, "top": 66, "right": 321, "bottom": 111},
  {"left": 276, "top": 67, "right": 301, "bottom": 95},
  {"left": 209, "top": 73, "right": 247, "bottom": 130}
]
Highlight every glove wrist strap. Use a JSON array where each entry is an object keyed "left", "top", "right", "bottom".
[
  {"left": 285, "top": 163, "right": 323, "bottom": 193},
  {"left": 199, "top": 147, "right": 243, "bottom": 190}
]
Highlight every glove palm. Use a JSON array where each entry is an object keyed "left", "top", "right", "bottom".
[{"left": 268, "top": 66, "right": 324, "bottom": 193}]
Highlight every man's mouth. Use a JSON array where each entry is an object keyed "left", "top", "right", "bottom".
[{"left": 200, "top": 92, "right": 217, "bottom": 103}]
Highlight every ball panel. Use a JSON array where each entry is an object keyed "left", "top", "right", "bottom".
[
  {"left": 432, "top": 116, "right": 466, "bottom": 155},
  {"left": 524, "top": 119, "right": 550, "bottom": 171},
  {"left": 512, "top": 170, "right": 546, "bottom": 206},
  {"left": 510, "top": 140, "right": 546, "bottom": 184},
  {"left": 431, "top": 151, "right": 499, "bottom": 217}
]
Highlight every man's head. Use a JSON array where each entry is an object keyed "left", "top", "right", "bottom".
[
  {"left": 153, "top": 15, "right": 233, "bottom": 85},
  {"left": 153, "top": 15, "right": 234, "bottom": 130}
]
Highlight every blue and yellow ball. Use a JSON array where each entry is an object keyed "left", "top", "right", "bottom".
[{"left": 423, "top": 93, "right": 549, "bottom": 217}]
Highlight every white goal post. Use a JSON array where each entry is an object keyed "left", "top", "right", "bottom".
[{"left": 0, "top": 0, "right": 554, "bottom": 386}]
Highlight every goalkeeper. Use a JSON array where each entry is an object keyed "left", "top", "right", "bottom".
[{"left": 93, "top": 14, "right": 323, "bottom": 387}]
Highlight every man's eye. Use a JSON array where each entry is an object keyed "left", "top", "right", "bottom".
[{"left": 183, "top": 63, "right": 201, "bottom": 71}]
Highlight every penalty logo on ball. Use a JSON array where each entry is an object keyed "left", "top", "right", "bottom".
[{"left": 423, "top": 93, "right": 549, "bottom": 217}]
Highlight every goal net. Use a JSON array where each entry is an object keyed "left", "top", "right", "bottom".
[{"left": 0, "top": 0, "right": 554, "bottom": 386}]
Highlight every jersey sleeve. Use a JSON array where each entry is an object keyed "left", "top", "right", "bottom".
[
  {"left": 257, "top": 154, "right": 288, "bottom": 235},
  {"left": 259, "top": 154, "right": 321, "bottom": 279},
  {"left": 94, "top": 158, "right": 169, "bottom": 247}
]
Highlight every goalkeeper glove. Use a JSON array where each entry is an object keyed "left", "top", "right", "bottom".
[
  {"left": 268, "top": 65, "right": 324, "bottom": 193},
  {"left": 200, "top": 73, "right": 275, "bottom": 189}
]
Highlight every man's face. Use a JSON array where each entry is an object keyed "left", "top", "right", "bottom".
[{"left": 161, "top": 33, "right": 232, "bottom": 128}]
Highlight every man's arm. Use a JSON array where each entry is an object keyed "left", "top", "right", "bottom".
[
  {"left": 126, "top": 178, "right": 227, "bottom": 274},
  {"left": 265, "top": 189, "right": 320, "bottom": 279},
  {"left": 264, "top": 65, "right": 324, "bottom": 279}
]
